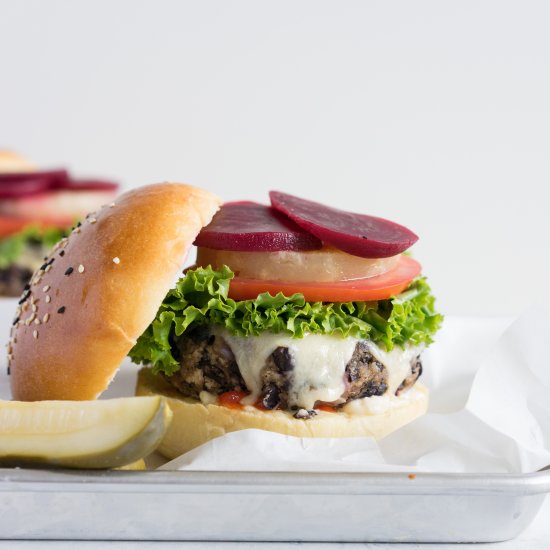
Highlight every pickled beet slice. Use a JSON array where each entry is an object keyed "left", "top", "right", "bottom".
[
  {"left": 0, "top": 169, "right": 68, "bottom": 184},
  {"left": 59, "top": 179, "right": 119, "bottom": 192},
  {"left": 269, "top": 191, "right": 418, "bottom": 258},
  {"left": 0, "top": 176, "right": 52, "bottom": 198},
  {"left": 0, "top": 171, "right": 118, "bottom": 198},
  {"left": 194, "top": 201, "right": 322, "bottom": 251},
  {"left": 0, "top": 170, "right": 69, "bottom": 198}
]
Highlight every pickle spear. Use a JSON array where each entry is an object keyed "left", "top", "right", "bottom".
[{"left": 0, "top": 396, "right": 172, "bottom": 469}]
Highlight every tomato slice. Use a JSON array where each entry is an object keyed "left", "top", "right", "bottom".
[
  {"left": 228, "top": 255, "right": 421, "bottom": 302},
  {"left": 0, "top": 215, "right": 72, "bottom": 239}
]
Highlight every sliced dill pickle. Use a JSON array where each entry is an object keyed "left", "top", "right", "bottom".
[{"left": 0, "top": 396, "right": 172, "bottom": 469}]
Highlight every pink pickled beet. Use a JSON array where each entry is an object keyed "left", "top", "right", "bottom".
[
  {"left": 0, "top": 170, "right": 69, "bottom": 198},
  {"left": 0, "top": 176, "right": 52, "bottom": 198},
  {"left": 0, "top": 169, "right": 68, "bottom": 184},
  {"left": 0, "top": 172, "right": 118, "bottom": 199},
  {"left": 59, "top": 179, "right": 119, "bottom": 192},
  {"left": 194, "top": 201, "right": 322, "bottom": 251},
  {"left": 269, "top": 191, "right": 418, "bottom": 258}
]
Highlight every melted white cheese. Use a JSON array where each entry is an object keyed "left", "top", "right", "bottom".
[
  {"left": 213, "top": 328, "right": 422, "bottom": 411},
  {"left": 217, "top": 329, "right": 358, "bottom": 410}
]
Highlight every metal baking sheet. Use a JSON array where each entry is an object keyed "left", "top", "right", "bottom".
[{"left": 0, "top": 468, "right": 548, "bottom": 542}]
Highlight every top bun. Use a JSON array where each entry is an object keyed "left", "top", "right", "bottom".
[
  {"left": 0, "top": 150, "right": 35, "bottom": 173},
  {"left": 9, "top": 183, "right": 221, "bottom": 401}
]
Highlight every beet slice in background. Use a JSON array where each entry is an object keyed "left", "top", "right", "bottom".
[
  {"left": 0, "top": 176, "right": 52, "bottom": 199},
  {"left": 0, "top": 170, "right": 69, "bottom": 198},
  {"left": 194, "top": 201, "right": 322, "bottom": 251},
  {"left": 269, "top": 191, "right": 418, "bottom": 258},
  {"left": 59, "top": 179, "right": 119, "bottom": 192},
  {"left": 0, "top": 169, "right": 68, "bottom": 184},
  {"left": 0, "top": 172, "right": 118, "bottom": 200}
]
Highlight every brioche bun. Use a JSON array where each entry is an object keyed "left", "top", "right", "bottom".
[
  {"left": 135, "top": 367, "right": 429, "bottom": 459},
  {"left": 9, "top": 183, "right": 221, "bottom": 401},
  {"left": 0, "top": 150, "right": 35, "bottom": 173}
]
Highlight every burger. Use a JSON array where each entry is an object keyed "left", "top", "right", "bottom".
[
  {"left": 0, "top": 151, "right": 118, "bottom": 296},
  {"left": 8, "top": 183, "right": 442, "bottom": 459}
]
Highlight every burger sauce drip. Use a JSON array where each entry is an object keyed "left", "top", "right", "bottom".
[
  {"left": 217, "top": 391, "right": 273, "bottom": 411},
  {"left": 217, "top": 391, "right": 248, "bottom": 410},
  {"left": 217, "top": 391, "right": 338, "bottom": 413}
]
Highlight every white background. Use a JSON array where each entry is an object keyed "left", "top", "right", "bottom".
[{"left": 1, "top": 0, "right": 549, "bottom": 316}]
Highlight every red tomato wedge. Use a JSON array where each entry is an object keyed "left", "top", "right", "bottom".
[
  {"left": 228, "top": 255, "right": 421, "bottom": 302},
  {"left": 0, "top": 215, "right": 73, "bottom": 239}
]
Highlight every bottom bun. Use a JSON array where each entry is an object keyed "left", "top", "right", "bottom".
[{"left": 135, "top": 367, "right": 429, "bottom": 459}]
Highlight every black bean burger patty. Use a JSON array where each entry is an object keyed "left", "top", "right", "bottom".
[
  {"left": 165, "top": 326, "right": 423, "bottom": 411},
  {"left": 167, "top": 325, "right": 247, "bottom": 397}
]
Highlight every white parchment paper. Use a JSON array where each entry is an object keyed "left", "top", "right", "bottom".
[{"left": 161, "top": 307, "right": 550, "bottom": 474}]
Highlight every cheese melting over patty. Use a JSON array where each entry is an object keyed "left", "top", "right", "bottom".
[{"left": 213, "top": 327, "right": 421, "bottom": 411}]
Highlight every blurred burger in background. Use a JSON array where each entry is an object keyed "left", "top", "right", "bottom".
[{"left": 0, "top": 150, "right": 119, "bottom": 296}]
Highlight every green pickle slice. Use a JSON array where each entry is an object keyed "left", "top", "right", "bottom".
[{"left": 0, "top": 396, "right": 172, "bottom": 469}]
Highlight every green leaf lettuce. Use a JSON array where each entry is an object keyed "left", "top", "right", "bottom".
[{"left": 129, "top": 265, "right": 443, "bottom": 375}]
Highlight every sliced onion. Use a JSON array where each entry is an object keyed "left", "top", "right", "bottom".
[{"left": 196, "top": 246, "right": 401, "bottom": 283}]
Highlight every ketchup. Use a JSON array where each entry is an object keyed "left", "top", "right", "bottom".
[
  {"left": 218, "top": 391, "right": 338, "bottom": 414},
  {"left": 217, "top": 391, "right": 248, "bottom": 410},
  {"left": 316, "top": 403, "right": 338, "bottom": 413},
  {"left": 217, "top": 391, "right": 276, "bottom": 411}
]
